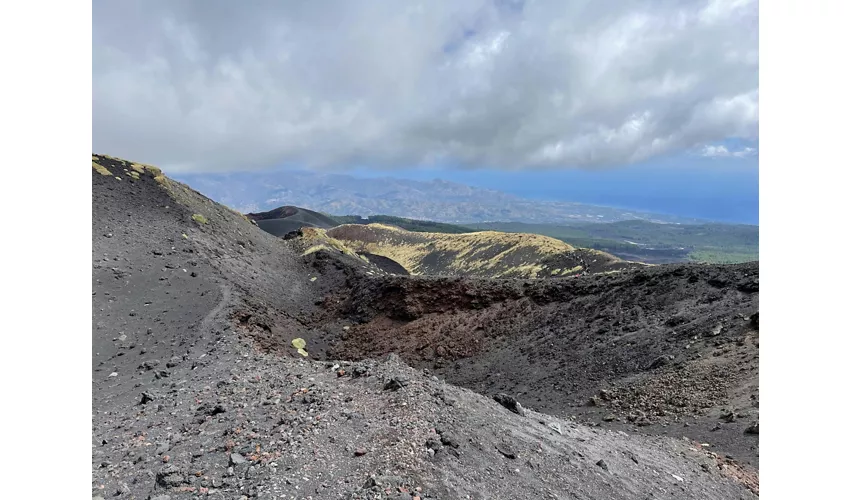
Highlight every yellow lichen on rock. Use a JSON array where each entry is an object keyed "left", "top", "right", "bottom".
[
  {"left": 302, "top": 244, "right": 330, "bottom": 256},
  {"left": 299, "top": 228, "right": 362, "bottom": 259},
  {"left": 291, "top": 338, "right": 309, "bottom": 357},
  {"left": 561, "top": 265, "right": 583, "bottom": 275},
  {"left": 92, "top": 161, "right": 112, "bottom": 176},
  {"left": 328, "top": 224, "right": 577, "bottom": 277}
]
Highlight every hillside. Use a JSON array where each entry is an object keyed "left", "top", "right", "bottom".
[
  {"left": 326, "top": 223, "right": 641, "bottom": 279},
  {"left": 244, "top": 204, "right": 757, "bottom": 265},
  {"left": 92, "top": 154, "right": 759, "bottom": 499},
  {"left": 175, "top": 169, "right": 707, "bottom": 225},
  {"left": 329, "top": 263, "right": 760, "bottom": 468},
  {"left": 332, "top": 214, "right": 475, "bottom": 234},
  {"left": 465, "top": 220, "right": 759, "bottom": 264},
  {"left": 245, "top": 205, "right": 339, "bottom": 236}
]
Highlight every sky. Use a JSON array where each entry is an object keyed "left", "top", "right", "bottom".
[
  {"left": 346, "top": 152, "right": 759, "bottom": 224},
  {"left": 93, "top": 0, "right": 759, "bottom": 223}
]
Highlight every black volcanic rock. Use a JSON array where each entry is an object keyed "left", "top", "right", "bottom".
[
  {"left": 91, "top": 154, "right": 759, "bottom": 500},
  {"left": 494, "top": 393, "right": 527, "bottom": 416}
]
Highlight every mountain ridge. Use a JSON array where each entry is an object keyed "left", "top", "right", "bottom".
[
  {"left": 92, "top": 154, "right": 759, "bottom": 499},
  {"left": 325, "top": 223, "right": 642, "bottom": 279},
  {"left": 174, "top": 169, "right": 712, "bottom": 225},
  {"left": 247, "top": 205, "right": 759, "bottom": 265}
]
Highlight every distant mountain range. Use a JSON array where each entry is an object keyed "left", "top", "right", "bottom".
[{"left": 174, "top": 170, "right": 709, "bottom": 225}]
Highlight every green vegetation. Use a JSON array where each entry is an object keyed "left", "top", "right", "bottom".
[
  {"left": 93, "top": 154, "right": 166, "bottom": 185},
  {"left": 320, "top": 212, "right": 758, "bottom": 265},
  {"left": 462, "top": 220, "right": 758, "bottom": 264},
  {"left": 298, "top": 227, "right": 366, "bottom": 260},
  {"left": 145, "top": 165, "right": 162, "bottom": 177},
  {"left": 92, "top": 161, "right": 112, "bottom": 176},
  {"left": 192, "top": 214, "right": 209, "bottom": 225},
  {"left": 331, "top": 214, "right": 474, "bottom": 234},
  {"left": 320, "top": 212, "right": 757, "bottom": 265},
  {"left": 687, "top": 250, "right": 759, "bottom": 264},
  {"left": 291, "top": 338, "right": 308, "bottom": 357},
  {"left": 327, "top": 224, "right": 587, "bottom": 278},
  {"left": 302, "top": 244, "right": 334, "bottom": 257}
]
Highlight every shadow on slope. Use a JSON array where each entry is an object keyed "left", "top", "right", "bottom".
[
  {"left": 327, "top": 223, "right": 642, "bottom": 279},
  {"left": 321, "top": 262, "right": 760, "bottom": 467},
  {"left": 246, "top": 205, "right": 339, "bottom": 237},
  {"left": 91, "top": 154, "right": 759, "bottom": 499}
]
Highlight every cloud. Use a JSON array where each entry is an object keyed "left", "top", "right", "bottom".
[
  {"left": 93, "top": 0, "right": 759, "bottom": 173},
  {"left": 700, "top": 144, "right": 758, "bottom": 158}
]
